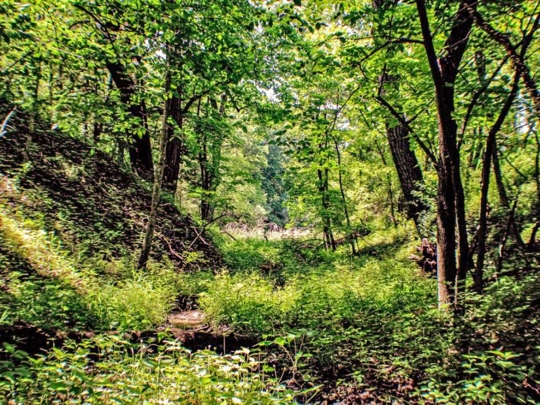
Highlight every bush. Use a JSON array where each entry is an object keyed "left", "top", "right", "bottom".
[
  {"left": 199, "top": 258, "right": 435, "bottom": 334},
  {"left": 0, "top": 335, "right": 300, "bottom": 404},
  {"left": 87, "top": 271, "right": 178, "bottom": 330}
]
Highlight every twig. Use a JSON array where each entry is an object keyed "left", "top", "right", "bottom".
[
  {"left": 222, "top": 230, "right": 237, "bottom": 241},
  {"left": 188, "top": 226, "right": 209, "bottom": 250},
  {"left": 159, "top": 233, "right": 185, "bottom": 262}
]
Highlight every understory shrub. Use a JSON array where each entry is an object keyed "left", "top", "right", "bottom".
[
  {"left": 87, "top": 271, "right": 177, "bottom": 330},
  {"left": 0, "top": 335, "right": 299, "bottom": 404},
  {"left": 199, "top": 258, "right": 435, "bottom": 334}
]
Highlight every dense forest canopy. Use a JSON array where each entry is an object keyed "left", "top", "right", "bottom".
[{"left": 1, "top": 0, "right": 540, "bottom": 403}]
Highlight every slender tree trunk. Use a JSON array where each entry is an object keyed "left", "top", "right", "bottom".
[
  {"left": 473, "top": 8, "right": 539, "bottom": 253},
  {"left": 475, "top": 72, "right": 520, "bottom": 292},
  {"left": 199, "top": 130, "right": 211, "bottom": 221},
  {"left": 333, "top": 135, "right": 357, "bottom": 254},
  {"left": 318, "top": 166, "right": 336, "bottom": 251},
  {"left": 107, "top": 62, "right": 153, "bottom": 180},
  {"left": 374, "top": 139, "right": 399, "bottom": 228},
  {"left": 138, "top": 70, "right": 171, "bottom": 269},
  {"left": 492, "top": 141, "right": 526, "bottom": 248},
  {"left": 492, "top": 141, "right": 509, "bottom": 207}
]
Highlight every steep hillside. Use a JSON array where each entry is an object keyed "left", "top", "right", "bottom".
[{"left": 0, "top": 122, "right": 220, "bottom": 271}]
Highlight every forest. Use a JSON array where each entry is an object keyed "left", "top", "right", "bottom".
[{"left": 1, "top": 0, "right": 540, "bottom": 403}]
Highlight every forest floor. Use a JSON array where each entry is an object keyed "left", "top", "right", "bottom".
[{"left": 1, "top": 128, "right": 540, "bottom": 404}]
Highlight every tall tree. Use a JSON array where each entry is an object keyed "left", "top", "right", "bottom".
[
  {"left": 138, "top": 68, "right": 171, "bottom": 269},
  {"left": 415, "top": 0, "right": 477, "bottom": 307}
]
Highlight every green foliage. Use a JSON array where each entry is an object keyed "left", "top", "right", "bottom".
[
  {"left": 420, "top": 350, "right": 533, "bottom": 404},
  {"left": 0, "top": 206, "right": 180, "bottom": 331},
  {"left": 3, "top": 0, "right": 540, "bottom": 402},
  {"left": 200, "top": 255, "right": 434, "bottom": 334},
  {"left": 0, "top": 336, "right": 298, "bottom": 404},
  {"left": 0, "top": 273, "right": 94, "bottom": 329},
  {"left": 417, "top": 273, "right": 540, "bottom": 404},
  {"left": 87, "top": 271, "right": 177, "bottom": 330}
]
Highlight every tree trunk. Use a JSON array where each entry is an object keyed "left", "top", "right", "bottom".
[
  {"left": 475, "top": 72, "right": 520, "bottom": 292},
  {"left": 106, "top": 62, "right": 153, "bottom": 180},
  {"left": 318, "top": 166, "right": 336, "bottom": 251},
  {"left": 199, "top": 130, "right": 212, "bottom": 222},
  {"left": 372, "top": 1, "right": 426, "bottom": 232},
  {"left": 198, "top": 96, "right": 226, "bottom": 222},
  {"left": 163, "top": 95, "right": 183, "bottom": 193},
  {"left": 415, "top": 0, "right": 477, "bottom": 308},
  {"left": 386, "top": 123, "right": 426, "bottom": 228},
  {"left": 138, "top": 70, "right": 171, "bottom": 269},
  {"left": 492, "top": 141, "right": 526, "bottom": 248},
  {"left": 333, "top": 135, "right": 357, "bottom": 254}
]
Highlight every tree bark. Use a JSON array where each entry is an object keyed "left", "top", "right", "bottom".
[
  {"left": 333, "top": 135, "right": 357, "bottom": 254},
  {"left": 492, "top": 141, "right": 526, "bottom": 248},
  {"left": 107, "top": 62, "right": 153, "bottom": 179},
  {"left": 138, "top": 70, "right": 171, "bottom": 269},
  {"left": 163, "top": 91, "right": 209, "bottom": 194},
  {"left": 372, "top": 1, "right": 426, "bottom": 232},
  {"left": 415, "top": 0, "right": 477, "bottom": 308},
  {"left": 318, "top": 166, "right": 336, "bottom": 251},
  {"left": 386, "top": 122, "right": 426, "bottom": 228},
  {"left": 163, "top": 95, "right": 183, "bottom": 193}
]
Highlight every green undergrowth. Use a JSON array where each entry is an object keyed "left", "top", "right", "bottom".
[
  {"left": 189, "top": 233, "right": 540, "bottom": 404},
  {"left": 0, "top": 335, "right": 299, "bottom": 404},
  {"left": 202, "top": 226, "right": 429, "bottom": 335},
  {"left": 1, "top": 184, "right": 539, "bottom": 403},
  {"left": 0, "top": 204, "right": 179, "bottom": 331},
  {"left": 199, "top": 257, "right": 434, "bottom": 334}
]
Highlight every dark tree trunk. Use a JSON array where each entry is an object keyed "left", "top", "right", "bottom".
[
  {"left": 492, "top": 141, "right": 509, "bottom": 208},
  {"left": 198, "top": 96, "right": 226, "bottom": 222},
  {"left": 318, "top": 166, "right": 336, "bottom": 251},
  {"left": 416, "top": 0, "right": 477, "bottom": 308},
  {"left": 386, "top": 123, "right": 426, "bottom": 227},
  {"left": 163, "top": 95, "right": 183, "bottom": 193},
  {"left": 106, "top": 62, "right": 153, "bottom": 179},
  {"left": 333, "top": 135, "right": 357, "bottom": 254},
  {"left": 372, "top": 1, "right": 426, "bottom": 232},
  {"left": 199, "top": 130, "right": 211, "bottom": 222}
]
